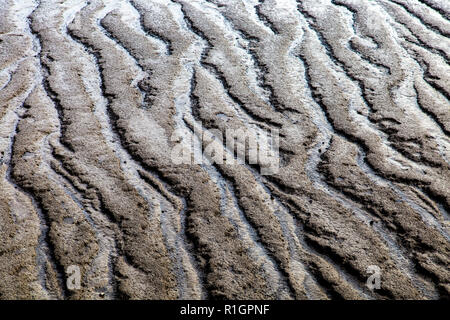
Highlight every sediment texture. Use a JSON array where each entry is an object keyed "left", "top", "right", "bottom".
[{"left": 0, "top": 0, "right": 448, "bottom": 300}]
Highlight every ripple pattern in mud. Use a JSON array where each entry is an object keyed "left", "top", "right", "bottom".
[{"left": 0, "top": 0, "right": 449, "bottom": 300}]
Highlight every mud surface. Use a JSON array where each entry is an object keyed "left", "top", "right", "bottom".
[{"left": 0, "top": 0, "right": 449, "bottom": 300}]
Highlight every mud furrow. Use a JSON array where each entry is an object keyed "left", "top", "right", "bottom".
[
  {"left": 417, "top": 0, "right": 450, "bottom": 20},
  {"left": 1, "top": 0, "right": 449, "bottom": 300},
  {"left": 388, "top": 0, "right": 450, "bottom": 37}
]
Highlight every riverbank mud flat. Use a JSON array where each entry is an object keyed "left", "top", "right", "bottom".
[{"left": 0, "top": 0, "right": 449, "bottom": 300}]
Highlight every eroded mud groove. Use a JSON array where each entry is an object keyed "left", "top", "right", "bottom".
[{"left": 0, "top": 0, "right": 449, "bottom": 300}]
